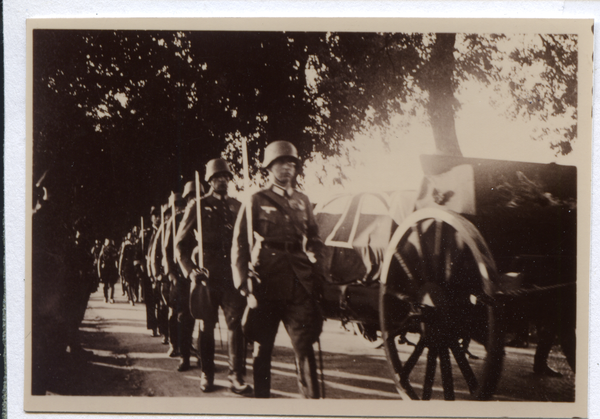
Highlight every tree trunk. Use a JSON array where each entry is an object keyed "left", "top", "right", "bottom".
[{"left": 425, "top": 33, "right": 462, "bottom": 156}]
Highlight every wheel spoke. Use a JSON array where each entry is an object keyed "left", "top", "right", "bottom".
[
  {"left": 400, "top": 339, "right": 426, "bottom": 400},
  {"left": 450, "top": 343, "right": 478, "bottom": 395},
  {"left": 411, "top": 225, "right": 429, "bottom": 281},
  {"left": 444, "top": 243, "right": 453, "bottom": 282},
  {"left": 422, "top": 346, "right": 438, "bottom": 400},
  {"left": 409, "top": 226, "right": 423, "bottom": 258},
  {"left": 393, "top": 251, "right": 416, "bottom": 283},
  {"left": 439, "top": 346, "right": 455, "bottom": 400}
]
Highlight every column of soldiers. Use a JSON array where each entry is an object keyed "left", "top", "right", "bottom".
[
  {"left": 34, "top": 141, "right": 326, "bottom": 398},
  {"left": 138, "top": 141, "right": 325, "bottom": 397}
]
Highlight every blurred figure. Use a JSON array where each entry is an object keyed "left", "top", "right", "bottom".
[
  {"left": 151, "top": 205, "right": 173, "bottom": 346},
  {"left": 31, "top": 170, "right": 95, "bottom": 394},
  {"left": 142, "top": 207, "right": 160, "bottom": 337},
  {"left": 119, "top": 231, "right": 140, "bottom": 305},
  {"left": 98, "top": 239, "right": 119, "bottom": 303},
  {"left": 162, "top": 192, "right": 192, "bottom": 365}
]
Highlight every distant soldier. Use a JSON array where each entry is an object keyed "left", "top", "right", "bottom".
[
  {"left": 66, "top": 219, "right": 97, "bottom": 356},
  {"left": 232, "top": 141, "right": 325, "bottom": 399},
  {"left": 98, "top": 238, "right": 119, "bottom": 303},
  {"left": 91, "top": 239, "right": 102, "bottom": 272},
  {"left": 119, "top": 231, "right": 140, "bottom": 306},
  {"left": 150, "top": 204, "right": 172, "bottom": 345},
  {"left": 141, "top": 207, "right": 160, "bottom": 336},
  {"left": 161, "top": 192, "right": 189, "bottom": 360},
  {"left": 131, "top": 226, "right": 144, "bottom": 303},
  {"left": 177, "top": 159, "right": 248, "bottom": 393}
]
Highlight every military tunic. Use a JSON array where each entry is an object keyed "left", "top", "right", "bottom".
[
  {"left": 141, "top": 226, "right": 158, "bottom": 332},
  {"left": 149, "top": 218, "right": 171, "bottom": 340},
  {"left": 162, "top": 208, "right": 192, "bottom": 357},
  {"left": 231, "top": 183, "right": 324, "bottom": 398},
  {"left": 176, "top": 191, "right": 246, "bottom": 379}
]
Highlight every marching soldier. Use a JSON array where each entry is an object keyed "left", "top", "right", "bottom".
[
  {"left": 162, "top": 192, "right": 192, "bottom": 364},
  {"left": 98, "top": 238, "right": 119, "bottom": 303},
  {"left": 91, "top": 239, "right": 102, "bottom": 272},
  {"left": 142, "top": 207, "right": 160, "bottom": 336},
  {"left": 176, "top": 159, "right": 248, "bottom": 393},
  {"left": 119, "top": 231, "right": 139, "bottom": 306},
  {"left": 150, "top": 204, "right": 171, "bottom": 345},
  {"left": 161, "top": 183, "right": 199, "bottom": 372},
  {"left": 231, "top": 141, "right": 325, "bottom": 399}
]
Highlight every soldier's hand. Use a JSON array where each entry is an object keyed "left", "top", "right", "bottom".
[
  {"left": 240, "top": 277, "right": 258, "bottom": 309},
  {"left": 247, "top": 294, "right": 258, "bottom": 309},
  {"left": 168, "top": 272, "right": 178, "bottom": 286},
  {"left": 239, "top": 280, "right": 249, "bottom": 297},
  {"left": 190, "top": 268, "right": 209, "bottom": 286}
]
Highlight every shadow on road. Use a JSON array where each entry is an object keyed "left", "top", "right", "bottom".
[{"left": 39, "top": 289, "right": 574, "bottom": 402}]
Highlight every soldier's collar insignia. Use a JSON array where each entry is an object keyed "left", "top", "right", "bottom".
[
  {"left": 271, "top": 184, "right": 286, "bottom": 196},
  {"left": 271, "top": 183, "right": 294, "bottom": 198}
]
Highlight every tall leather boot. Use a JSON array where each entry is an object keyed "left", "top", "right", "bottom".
[
  {"left": 228, "top": 328, "right": 250, "bottom": 394},
  {"left": 168, "top": 308, "right": 180, "bottom": 357},
  {"left": 252, "top": 342, "right": 273, "bottom": 398},
  {"left": 199, "top": 325, "right": 215, "bottom": 377},
  {"left": 295, "top": 348, "right": 320, "bottom": 399}
]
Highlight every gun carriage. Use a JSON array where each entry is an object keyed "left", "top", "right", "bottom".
[{"left": 314, "top": 154, "right": 577, "bottom": 400}]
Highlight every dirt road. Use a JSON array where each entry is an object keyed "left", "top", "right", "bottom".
[{"left": 42, "top": 286, "right": 574, "bottom": 403}]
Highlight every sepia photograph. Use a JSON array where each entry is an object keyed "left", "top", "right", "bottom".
[{"left": 23, "top": 17, "right": 592, "bottom": 417}]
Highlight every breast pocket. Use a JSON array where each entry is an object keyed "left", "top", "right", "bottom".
[{"left": 256, "top": 210, "right": 278, "bottom": 238}]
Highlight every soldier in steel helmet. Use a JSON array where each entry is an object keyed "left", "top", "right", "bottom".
[
  {"left": 141, "top": 206, "right": 161, "bottom": 336},
  {"left": 161, "top": 192, "right": 190, "bottom": 363},
  {"left": 176, "top": 158, "right": 248, "bottom": 393},
  {"left": 231, "top": 141, "right": 325, "bottom": 399},
  {"left": 150, "top": 203, "right": 172, "bottom": 345},
  {"left": 119, "top": 231, "right": 140, "bottom": 306},
  {"left": 98, "top": 238, "right": 119, "bottom": 303},
  {"left": 162, "top": 181, "right": 203, "bottom": 372}
]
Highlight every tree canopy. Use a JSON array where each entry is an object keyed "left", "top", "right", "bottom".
[{"left": 32, "top": 29, "right": 578, "bottom": 239}]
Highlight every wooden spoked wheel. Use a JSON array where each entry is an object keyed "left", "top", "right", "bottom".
[{"left": 379, "top": 208, "right": 504, "bottom": 400}]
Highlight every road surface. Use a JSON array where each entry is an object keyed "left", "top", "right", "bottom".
[{"left": 42, "top": 286, "right": 575, "bottom": 402}]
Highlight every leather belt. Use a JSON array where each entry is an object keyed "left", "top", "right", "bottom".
[{"left": 262, "top": 241, "right": 303, "bottom": 253}]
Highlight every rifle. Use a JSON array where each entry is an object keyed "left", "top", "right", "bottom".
[
  {"left": 170, "top": 192, "right": 177, "bottom": 263},
  {"left": 158, "top": 204, "right": 168, "bottom": 306},
  {"left": 189, "top": 171, "right": 212, "bottom": 320},
  {"left": 242, "top": 137, "right": 258, "bottom": 309},
  {"left": 160, "top": 204, "right": 165, "bottom": 251},
  {"left": 140, "top": 216, "right": 144, "bottom": 252},
  {"left": 195, "top": 171, "right": 204, "bottom": 271}
]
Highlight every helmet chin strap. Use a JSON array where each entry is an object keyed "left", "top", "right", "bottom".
[{"left": 271, "top": 173, "right": 292, "bottom": 189}]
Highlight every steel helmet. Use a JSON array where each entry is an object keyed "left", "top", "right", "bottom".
[
  {"left": 262, "top": 141, "right": 299, "bottom": 169},
  {"left": 205, "top": 158, "right": 234, "bottom": 182}
]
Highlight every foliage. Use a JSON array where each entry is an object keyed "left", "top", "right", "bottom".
[
  {"left": 507, "top": 34, "right": 577, "bottom": 155},
  {"left": 32, "top": 30, "right": 578, "bottom": 238}
]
